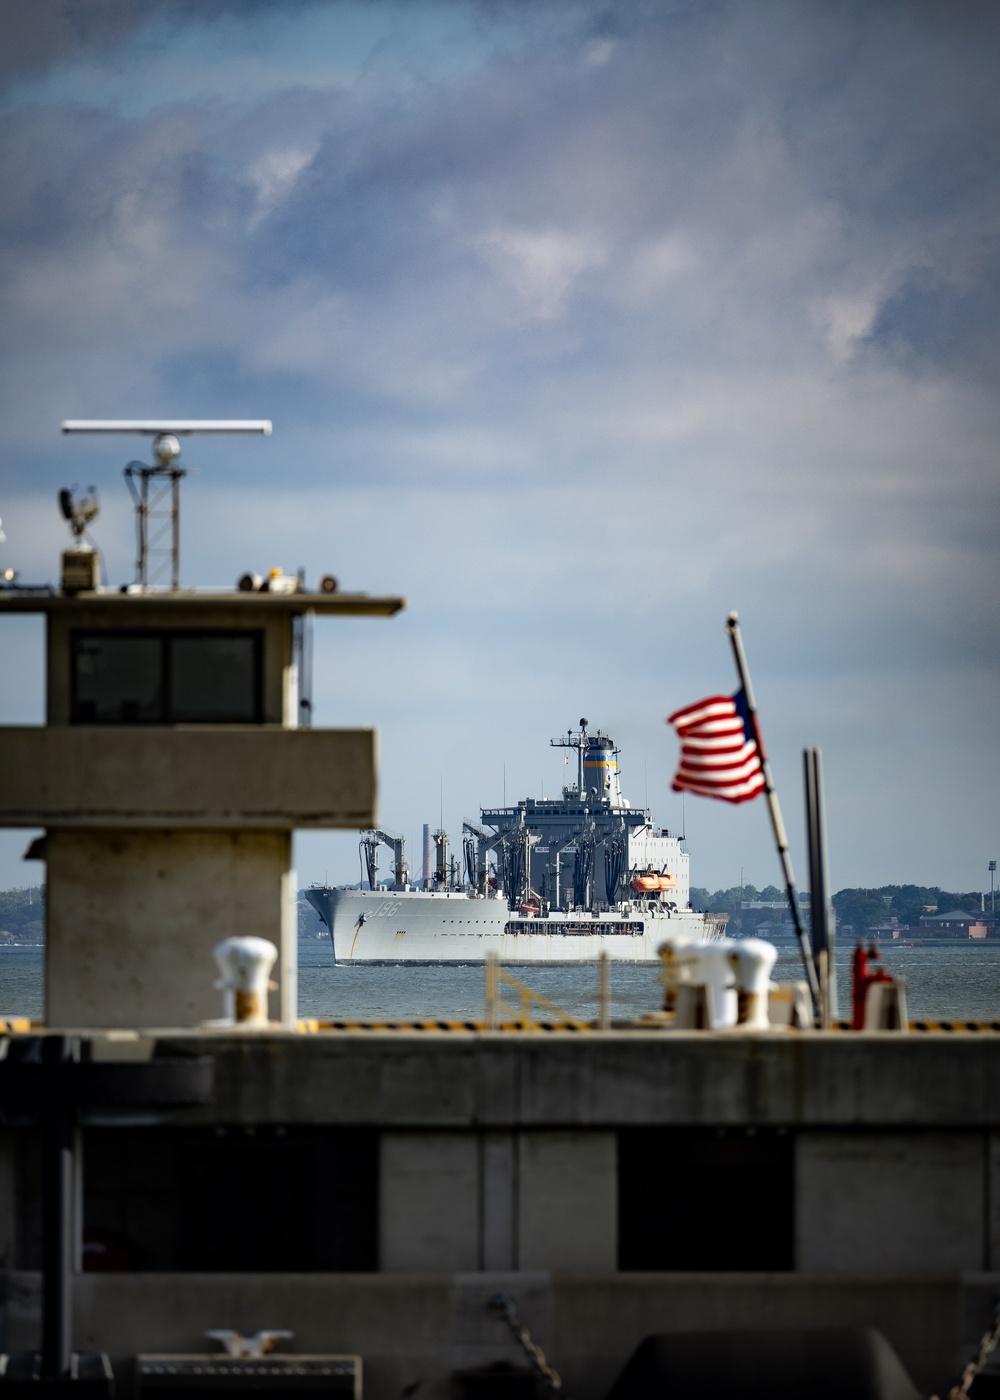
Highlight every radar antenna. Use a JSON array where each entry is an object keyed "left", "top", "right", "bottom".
[
  {"left": 550, "top": 718, "right": 590, "bottom": 795},
  {"left": 61, "top": 420, "right": 271, "bottom": 590}
]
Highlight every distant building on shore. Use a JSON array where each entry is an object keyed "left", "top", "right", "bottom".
[
  {"left": 735, "top": 900, "right": 797, "bottom": 938},
  {"left": 918, "top": 909, "right": 995, "bottom": 940}
]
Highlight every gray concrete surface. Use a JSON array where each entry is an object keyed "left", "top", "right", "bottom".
[
  {"left": 150, "top": 1029, "right": 1000, "bottom": 1129},
  {"left": 380, "top": 1133, "right": 480, "bottom": 1272},
  {"left": 797, "top": 1131, "right": 987, "bottom": 1273},
  {"left": 19, "top": 592, "right": 404, "bottom": 726},
  {"left": 3, "top": 1033, "right": 999, "bottom": 1399},
  {"left": 517, "top": 1131, "right": 616, "bottom": 1272},
  {"left": 0, "top": 727, "right": 376, "bottom": 829},
  {"left": 45, "top": 829, "right": 295, "bottom": 1026},
  {"left": 0, "top": 1270, "right": 978, "bottom": 1400},
  {"left": 379, "top": 1131, "right": 616, "bottom": 1274}
]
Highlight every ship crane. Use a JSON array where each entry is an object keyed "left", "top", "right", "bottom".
[
  {"left": 359, "top": 828, "right": 408, "bottom": 891},
  {"left": 463, "top": 820, "right": 503, "bottom": 895}
]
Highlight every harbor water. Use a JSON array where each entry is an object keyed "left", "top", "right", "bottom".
[{"left": 1, "top": 939, "right": 999, "bottom": 1023}]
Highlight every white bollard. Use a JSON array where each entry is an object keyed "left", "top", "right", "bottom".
[
  {"left": 673, "top": 940, "right": 739, "bottom": 1028},
  {"left": 660, "top": 937, "right": 782, "bottom": 1030},
  {"left": 729, "top": 938, "right": 778, "bottom": 1029},
  {"left": 213, "top": 936, "right": 278, "bottom": 1026},
  {"left": 657, "top": 933, "right": 696, "bottom": 1014}
]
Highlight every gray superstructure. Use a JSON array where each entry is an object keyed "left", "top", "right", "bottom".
[
  {"left": 472, "top": 719, "right": 690, "bottom": 914},
  {"left": 305, "top": 720, "right": 722, "bottom": 962}
]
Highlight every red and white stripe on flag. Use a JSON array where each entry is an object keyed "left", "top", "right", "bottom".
[{"left": 667, "top": 689, "right": 766, "bottom": 804}]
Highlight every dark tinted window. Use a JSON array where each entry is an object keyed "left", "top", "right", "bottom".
[
  {"left": 618, "top": 1128, "right": 794, "bottom": 1271},
  {"left": 170, "top": 634, "right": 259, "bottom": 722},
  {"left": 72, "top": 631, "right": 262, "bottom": 724},
  {"left": 74, "top": 634, "right": 162, "bottom": 723}
]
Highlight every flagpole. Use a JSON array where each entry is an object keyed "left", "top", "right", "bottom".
[{"left": 726, "top": 612, "right": 820, "bottom": 1012}]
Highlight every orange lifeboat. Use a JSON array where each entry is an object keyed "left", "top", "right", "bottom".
[
  {"left": 519, "top": 902, "right": 540, "bottom": 915},
  {"left": 630, "top": 872, "right": 676, "bottom": 893}
]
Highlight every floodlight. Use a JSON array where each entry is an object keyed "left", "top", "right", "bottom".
[{"left": 57, "top": 485, "right": 100, "bottom": 541}]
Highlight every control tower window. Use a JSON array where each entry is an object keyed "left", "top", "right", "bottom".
[
  {"left": 170, "top": 634, "right": 259, "bottom": 722},
  {"left": 72, "top": 630, "right": 263, "bottom": 724}
]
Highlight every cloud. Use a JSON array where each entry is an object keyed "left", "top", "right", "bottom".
[
  {"left": 0, "top": 0, "right": 998, "bottom": 890},
  {"left": 0, "top": 0, "right": 328, "bottom": 90},
  {"left": 475, "top": 225, "right": 607, "bottom": 319},
  {"left": 246, "top": 145, "right": 317, "bottom": 229}
]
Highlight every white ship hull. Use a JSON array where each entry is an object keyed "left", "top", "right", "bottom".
[{"left": 306, "top": 886, "right": 717, "bottom": 964}]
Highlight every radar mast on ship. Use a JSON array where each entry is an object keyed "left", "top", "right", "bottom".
[{"left": 550, "top": 718, "right": 625, "bottom": 807}]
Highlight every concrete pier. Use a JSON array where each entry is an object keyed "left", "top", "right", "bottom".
[{"left": 2, "top": 1028, "right": 999, "bottom": 1398}]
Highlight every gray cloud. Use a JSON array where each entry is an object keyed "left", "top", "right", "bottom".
[{"left": 0, "top": 0, "right": 334, "bottom": 89}]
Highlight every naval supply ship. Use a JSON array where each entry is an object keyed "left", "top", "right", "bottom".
[{"left": 305, "top": 720, "right": 726, "bottom": 963}]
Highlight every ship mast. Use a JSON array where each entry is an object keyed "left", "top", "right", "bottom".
[{"left": 550, "top": 718, "right": 590, "bottom": 795}]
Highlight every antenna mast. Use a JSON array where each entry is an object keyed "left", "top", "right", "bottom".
[
  {"left": 125, "top": 437, "right": 186, "bottom": 590},
  {"left": 550, "top": 717, "right": 589, "bottom": 794},
  {"left": 61, "top": 420, "right": 271, "bottom": 590}
]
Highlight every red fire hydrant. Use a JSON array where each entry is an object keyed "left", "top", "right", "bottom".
[{"left": 851, "top": 942, "right": 893, "bottom": 1030}]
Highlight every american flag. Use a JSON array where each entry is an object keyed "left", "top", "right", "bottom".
[{"left": 667, "top": 688, "right": 766, "bottom": 804}]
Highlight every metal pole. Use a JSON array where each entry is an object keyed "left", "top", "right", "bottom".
[
  {"left": 805, "top": 748, "right": 837, "bottom": 1027},
  {"left": 726, "top": 613, "right": 820, "bottom": 1013},
  {"left": 171, "top": 468, "right": 181, "bottom": 590},
  {"left": 598, "top": 951, "right": 610, "bottom": 1030},
  {"left": 485, "top": 952, "right": 498, "bottom": 1030},
  {"left": 40, "top": 1038, "right": 74, "bottom": 1379},
  {"left": 138, "top": 473, "right": 149, "bottom": 588}
]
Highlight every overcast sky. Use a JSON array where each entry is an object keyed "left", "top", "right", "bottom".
[{"left": 0, "top": 0, "right": 997, "bottom": 898}]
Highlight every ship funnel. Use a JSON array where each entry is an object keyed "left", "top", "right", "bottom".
[{"left": 583, "top": 736, "right": 623, "bottom": 804}]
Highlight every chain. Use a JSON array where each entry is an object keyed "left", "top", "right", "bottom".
[
  {"left": 488, "top": 1292, "right": 563, "bottom": 1392},
  {"left": 932, "top": 1305, "right": 1000, "bottom": 1400}
]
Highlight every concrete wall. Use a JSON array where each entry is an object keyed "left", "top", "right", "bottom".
[
  {"left": 380, "top": 1134, "right": 480, "bottom": 1272},
  {"left": 517, "top": 1131, "right": 616, "bottom": 1271},
  {"left": 150, "top": 1030, "right": 1000, "bottom": 1130},
  {"left": 33, "top": 594, "right": 404, "bottom": 731},
  {"left": 3, "top": 1034, "right": 1000, "bottom": 1397},
  {"left": 380, "top": 1131, "right": 616, "bottom": 1274},
  {"left": 797, "top": 1132, "right": 987, "bottom": 1272},
  {"left": 45, "top": 829, "right": 294, "bottom": 1027},
  {"left": 0, "top": 727, "right": 377, "bottom": 829},
  {"left": 369, "top": 1047, "right": 1000, "bottom": 1292},
  {"left": 0, "top": 1270, "right": 974, "bottom": 1400}
]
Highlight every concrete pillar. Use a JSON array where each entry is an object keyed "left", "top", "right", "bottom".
[{"left": 45, "top": 828, "right": 292, "bottom": 1028}]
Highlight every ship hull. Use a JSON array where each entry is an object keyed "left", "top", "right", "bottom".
[{"left": 305, "top": 886, "right": 712, "bottom": 964}]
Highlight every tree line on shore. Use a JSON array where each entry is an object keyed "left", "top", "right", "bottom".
[
  {"left": 0, "top": 887, "right": 45, "bottom": 942},
  {"left": 690, "top": 883, "right": 991, "bottom": 934},
  {"left": 0, "top": 886, "right": 325, "bottom": 942}
]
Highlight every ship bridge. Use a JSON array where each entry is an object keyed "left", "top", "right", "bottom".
[{"left": 479, "top": 721, "right": 688, "bottom": 914}]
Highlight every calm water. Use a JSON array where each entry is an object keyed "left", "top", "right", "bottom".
[{"left": 2, "top": 939, "right": 999, "bottom": 1023}]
